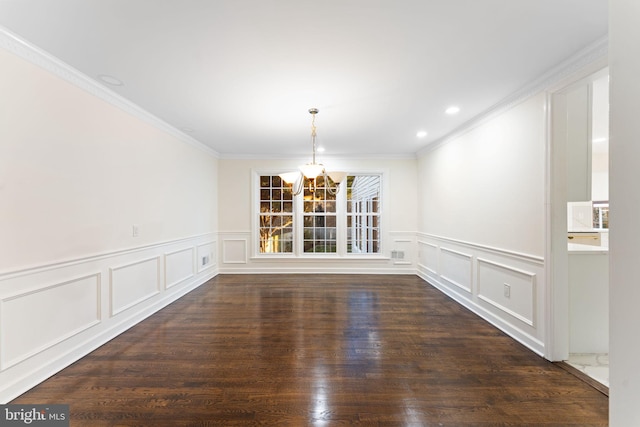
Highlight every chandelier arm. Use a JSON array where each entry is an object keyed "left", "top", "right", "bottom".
[
  {"left": 324, "top": 171, "right": 340, "bottom": 195},
  {"left": 292, "top": 174, "right": 304, "bottom": 196}
]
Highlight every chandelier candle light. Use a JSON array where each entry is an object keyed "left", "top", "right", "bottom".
[{"left": 279, "top": 108, "right": 346, "bottom": 195}]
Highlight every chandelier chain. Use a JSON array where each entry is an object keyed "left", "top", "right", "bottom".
[{"left": 310, "top": 110, "right": 317, "bottom": 164}]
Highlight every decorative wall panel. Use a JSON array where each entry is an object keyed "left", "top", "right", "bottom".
[
  {"left": 416, "top": 233, "right": 545, "bottom": 356},
  {"left": 164, "top": 248, "right": 195, "bottom": 289},
  {"left": 0, "top": 234, "right": 216, "bottom": 402},
  {"left": 223, "top": 239, "right": 247, "bottom": 264},
  {"left": 477, "top": 258, "right": 536, "bottom": 327},
  {"left": 0, "top": 274, "right": 100, "bottom": 370},
  {"left": 109, "top": 257, "right": 160, "bottom": 316},
  {"left": 197, "top": 241, "right": 216, "bottom": 272},
  {"left": 419, "top": 241, "right": 438, "bottom": 275},
  {"left": 440, "top": 247, "right": 473, "bottom": 293}
]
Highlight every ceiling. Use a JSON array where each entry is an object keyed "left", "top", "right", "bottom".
[{"left": 0, "top": 0, "right": 608, "bottom": 158}]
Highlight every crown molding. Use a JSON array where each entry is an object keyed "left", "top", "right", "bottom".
[
  {"left": 417, "top": 36, "right": 609, "bottom": 157},
  {"left": 218, "top": 151, "right": 417, "bottom": 161},
  {"left": 0, "top": 25, "right": 219, "bottom": 158}
]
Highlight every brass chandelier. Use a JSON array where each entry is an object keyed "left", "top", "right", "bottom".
[{"left": 279, "top": 108, "right": 346, "bottom": 195}]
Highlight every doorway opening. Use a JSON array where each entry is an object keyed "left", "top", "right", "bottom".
[{"left": 549, "top": 68, "right": 609, "bottom": 389}]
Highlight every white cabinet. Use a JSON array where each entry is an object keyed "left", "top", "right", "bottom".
[{"left": 569, "top": 251, "right": 609, "bottom": 354}]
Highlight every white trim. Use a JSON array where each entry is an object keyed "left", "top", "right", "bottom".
[
  {"left": 440, "top": 246, "right": 472, "bottom": 260},
  {"left": 196, "top": 241, "right": 217, "bottom": 273},
  {"left": 0, "top": 232, "right": 218, "bottom": 402},
  {"left": 477, "top": 294, "right": 534, "bottom": 327},
  {"left": 477, "top": 257, "right": 537, "bottom": 328},
  {"left": 418, "top": 233, "right": 543, "bottom": 265},
  {"left": 0, "top": 273, "right": 102, "bottom": 370},
  {"left": 109, "top": 256, "right": 161, "bottom": 316},
  {"left": 439, "top": 247, "right": 473, "bottom": 293},
  {"left": 248, "top": 256, "right": 391, "bottom": 263},
  {"left": 222, "top": 239, "right": 248, "bottom": 264},
  {"left": 416, "top": 234, "right": 546, "bottom": 356},
  {"left": 476, "top": 257, "right": 538, "bottom": 278},
  {"left": 417, "top": 269, "right": 545, "bottom": 356},
  {"left": 164, "top": 247, "right": 196, "bottom": 289},
  {"left": 0, "top": 25, "right": 219, "bottom": 158},
  {"left": 0, "top": 269, "right": 215, "bottom": 403},
  {"left": 218, "top": 152, "right": 418, "bottom": 160},
  {"left": 543, "top": 65, "right": 610, "bottom": 362},
  {"left": 220, "top": 266, "right": 416, "bottom": 275},
  {"left": 0, "top": 233, "right": 215, "bottom": 279}
]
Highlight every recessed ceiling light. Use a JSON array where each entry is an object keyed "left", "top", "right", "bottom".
[
  {"left": 416, "top": 131, "right": 428, "bottom": 138},
  {"left": 445, "top": 106, "right": 460, "bottom": 115},
  {"left": 97, "top": 74, "right": 124, "bottom": 86}
]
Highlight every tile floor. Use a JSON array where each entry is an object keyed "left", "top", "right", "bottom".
[{"left": 567, "top": 353, "right": 609, "bottom": 387}]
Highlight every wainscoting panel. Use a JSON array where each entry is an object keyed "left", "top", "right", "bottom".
[
  {"left": 419, "top": 241, "right": 438, "bottom": 276},
  {"left": 223, "top": 239, "right": 248, "bottom": 264},
  {"left": 417, "top": 233, "right": 545, "bottom": 356},
  {"left": 0, "top": 233, "right": 217, "bottom": 403},
  {"left": 390, "top": 232, "right": 417, "bottom": 266},
  {"left": 164, "top": 248, "right": 195, "bottom": 289},
  {"left": 477, "top": 258, "right": 536, "bottom": 328},
  {"left": 109, "top": 257, "right": 160, "bottom": 316},
  {"left": 197, "top": 241, "right": 216, "bottom": 273},
  {"left": 439, "top": 247, "right": 473, "bottom": 293},
  {"left": 217, "top": 231, "right": 416, "bottom": 274},
  {"left": 0, "top": 274, "right": 100, "bottom": 370}
]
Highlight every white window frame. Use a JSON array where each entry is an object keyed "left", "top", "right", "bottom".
[{"left": 252, "top": 170, "right": 386, "bottom": 258}]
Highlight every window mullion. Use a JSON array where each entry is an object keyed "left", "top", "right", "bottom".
[
  {"left": 294, "top": 187, "right": 303, "bottom": 256},
  {"left": 336, "top": 181, "right": 347, "bottom": 255}
]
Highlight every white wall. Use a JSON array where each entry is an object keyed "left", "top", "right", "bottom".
[
  {"left": 217, "top": 157, "right": 418, "bottom": 273},
  {"left": 417, "top": 94, "right": 546, "bottom": 256},
  {"left": 0, "top": 47, "right": 218, "bottom": 270},
  {"left": 416, "top": 94, "right": 547, "bottom": 354},
  {"left": 0, "top": 42, "right": 218, "bottom": 401},
  {"left": 609, "top": 1, "right": 640, "bottom": 424},
  {"left": 591, "top": 72, "right": 609, "bottom": 202}
]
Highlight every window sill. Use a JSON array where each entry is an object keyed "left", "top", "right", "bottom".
[{"left": 250, "top": 255, "right": 391, "bottom": 262}]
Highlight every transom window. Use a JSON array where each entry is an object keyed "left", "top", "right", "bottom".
[{"left": 257, "top": 173, "right": 382, "bottom": 256}]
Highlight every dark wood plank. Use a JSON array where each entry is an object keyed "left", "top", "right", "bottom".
[
  {"left": 12, "top": 274, "right": 608, "bottom": 426},
  {"left": 555, "top": 361, "right": 609, "bottom": 396}
]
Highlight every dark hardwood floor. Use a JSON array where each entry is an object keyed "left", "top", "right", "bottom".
[{"left": 12, "top": 274, "right": 608, "bottom": 426}]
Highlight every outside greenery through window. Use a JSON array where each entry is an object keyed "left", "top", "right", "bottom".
[
  {"left": 258, "top": 173, "right": 381, "bottom": 255},
  {"left": 303, "top": 176, "right": 337, "bottom": 253},
  {"left": 259, "top": 175, "right": 293, "bottom": 253}
]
